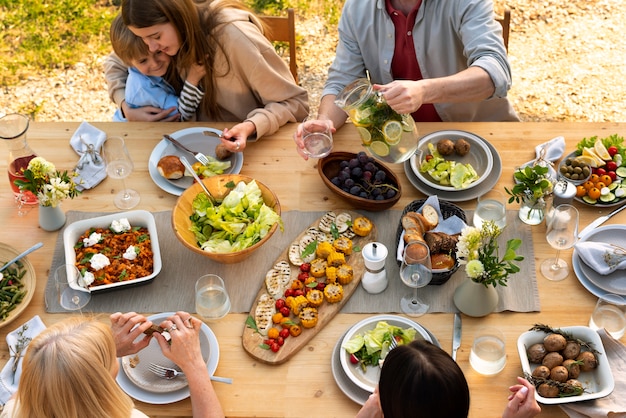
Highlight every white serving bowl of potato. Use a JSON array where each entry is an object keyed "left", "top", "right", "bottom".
[{"left": 410, "top": 130, "right": 493, "bottom": 192}]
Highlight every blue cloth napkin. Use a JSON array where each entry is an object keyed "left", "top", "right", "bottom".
[
  {"left": 0, "top": 316, "right": 46, "bottom": 404},
  {"left": 70, "top": 121, "right": 107, "bottom": 191}
]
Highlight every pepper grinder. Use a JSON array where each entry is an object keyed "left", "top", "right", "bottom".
[{"left": 361, "top": 242, "right": 388, "bottom": 294}]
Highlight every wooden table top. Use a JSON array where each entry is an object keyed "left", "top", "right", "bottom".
[{"left": 1, "top": 121, "right": 625, "bottom": 418}]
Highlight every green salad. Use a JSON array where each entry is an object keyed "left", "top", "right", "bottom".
[
  {"left": 420, "top": 143, "right": 478, "bottom": 189},
  {"left": 189, "top": 180, "right": 283, "bottom": 253},
  {"left": 342, "top": 321, "right": 417, "bottom": 371}
]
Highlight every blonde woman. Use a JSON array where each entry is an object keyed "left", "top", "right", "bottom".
[{"left": 2, "top": 312, "right": 224, "bottom": 418}]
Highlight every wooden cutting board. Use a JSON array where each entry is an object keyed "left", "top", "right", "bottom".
[{"left": 242, "top": 210, "right": 377, "bottom": 365}]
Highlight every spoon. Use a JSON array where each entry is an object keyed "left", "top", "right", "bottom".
[
  {"left": 0, "top": 242, "right": 43, "bottom": 273},
  {"left": 178, "top": 156, "right": 217, "bottom": 205}
]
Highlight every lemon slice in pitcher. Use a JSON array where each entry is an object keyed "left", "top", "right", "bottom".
[
  {"left": 370, "top": 140, "right": 390, "bottom": 157},
  {"left": 382, "top": 120, "right": 402, "bottom": 145},
  {"left": 356, "top": 127, "right": 372, "bottom": 145}
]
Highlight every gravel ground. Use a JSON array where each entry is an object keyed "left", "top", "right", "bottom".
[{"left": 2, "top": 0, "right": 625, "bottom": 122}]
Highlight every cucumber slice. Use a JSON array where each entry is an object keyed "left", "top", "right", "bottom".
[
  {"left": 600, "top": 192, "right": 616, "bottom": 202},
  {"left": 609, "top": 182, "right": 619, "bottom": 191},
  {"left": 616, "top": 166, "right": 626, "bottom": 178},
  {"left": 582, "top": 196, "right": 598, "bottom": 204}
]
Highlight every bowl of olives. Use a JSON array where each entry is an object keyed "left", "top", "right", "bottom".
[
  {"left": 318, "top": 151, "right": 401, "bottom": 211},
  {"left": 558, "top": 152, "right": 592, "bottom": 185}
]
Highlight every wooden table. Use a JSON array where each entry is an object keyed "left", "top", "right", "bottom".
[{"left": 1, "top": 121, "right": 625, "bottom": 418}]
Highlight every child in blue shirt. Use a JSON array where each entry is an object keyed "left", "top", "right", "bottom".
[{"left": 109, "top": 14, "right": 204, "bottom": 121}]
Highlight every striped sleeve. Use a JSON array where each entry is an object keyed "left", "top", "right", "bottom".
[{"left": 178, "top": 81, "right": 205, "bottom": 121}]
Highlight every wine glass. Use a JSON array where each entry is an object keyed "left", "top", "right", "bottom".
[
  {"left": 102, "top": 136, "right": 140, "bottom": 209},
  {"left": 55, "top": 264, "right": 91, "bottom": 311},
  {"left": 541, "top": 204, "right": 579, "bottom": 281},
  {"left": 400, "top": 241, "right": 432, "bottom": 316}
]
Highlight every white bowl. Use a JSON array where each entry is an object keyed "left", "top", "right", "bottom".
[
  {"left": 517, "top": 326, "right": 614, "bottom": 404},
  {"left": 339, "top": 314, "right": 433, "bottom": 393},
  {"left": 63, "top": 210, "right": 162, "bottom": 293},
  {"left": 411, "top": 130, "right": 493, "bottom": 191}
]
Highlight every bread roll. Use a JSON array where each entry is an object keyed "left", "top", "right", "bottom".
[
  {"left": 405, "top": 241, "right": 429, "bottom": 261},
  {"left": 431, "top": 253, "right": 455, "bottom": 270},
  {"left": 157, "top": 155, "right": 185, "bottom": 179},
  {"left": 424, "top": 231, "right": 459, "bottom": 254}
]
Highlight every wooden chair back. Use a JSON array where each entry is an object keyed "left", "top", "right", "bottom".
[
  {"left": 497, "top": 8, "right": 511, "bottom": 51},
  {"left": 259, "top": 8, "right": 298, "bottom": 83}
]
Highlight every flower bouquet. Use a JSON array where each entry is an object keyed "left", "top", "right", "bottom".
[{"left": 14, "top": 157, "right": 81, "bottom": 207}]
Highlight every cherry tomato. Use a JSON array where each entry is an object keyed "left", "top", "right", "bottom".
[
  {"left": 595, "top": 181, "right": 607, "bottom": 190},
  {"left": 284, "top": 288, "right": 294, "bottom": 298},
  {"left": 606, "top": 161, "right": 618, "bottom": 172},
  {"left": 279, "top": 306, "right": 291, "bottom": 317},
  {"left": 293, "top": 289, "right": 305, "bottom": 297},
  {"left": 575, "top": 185, "right": 587, "bottom": 197},
  {"left": 425, "top": 155, "right": 434, "bottom": 162},
  {"left": 590, "top": 174, "right": 600, "bottom": 183},
  {"left": 300, "top": 263, "right": 311, "bottom": 272},
  {"left": 349, "top": 354, "right": 360, "bottom": 364},
  {"left": 316, "top": 282, "right": 326, "bottom": 291},
  {"left": 608, "top": 171, "right": 618, "bottom": 181},
  {"left": 272, "top": 312, "right": 284, "bottom": 324},
  {"left": 600, "top": 174, "right": 612, "bottom": 186},
  {"left": 279, "top": 328, "right": 290, "bottom": 339},
  {"left": 608, "top": 146, "right": 619, "bottom": 157},
  {"left": 583, "top": 180, "right": 595, "bottom": 190},
  {"left": 297, "top": 272, "right": 309, "bottom": 281},
  {"left": 267, "top": 327, "right": 280, "bottom": 340},
  {"left": 588, "top": 187, "right": 602, "bottom": 200},
  {"left": 277, "top": 337, "right": 285, "bottom": 346},
  {"left": 289, "top": 324, "right": 302, "bottom": 337},
  {"left": 596, "top": 168, "right": 607, "bottom": 176},
  {"left": 270, "top": 342, "right": 280, "bottom": 352},
  {"left": 275, "top": 299, "right": 286, "bottom": 310}
]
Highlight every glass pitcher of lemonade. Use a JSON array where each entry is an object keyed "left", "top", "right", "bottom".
[
  {"left": 335, "top": 78, "right": 418, "bottom": 163},
  {"left": 0, "top": 114, "right": 38, "bottom": 204}
]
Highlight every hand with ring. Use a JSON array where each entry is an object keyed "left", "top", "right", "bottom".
[
  {"left": 154, "top": 311, "right": 205, "bottom": 374},
  {"left": 110, "top": 311, "right": 154, "bottom": 357},
  {"left": 220, "top": 120, "right": 256, "bottom": 152}
]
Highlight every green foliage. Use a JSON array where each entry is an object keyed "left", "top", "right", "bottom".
[
  {"left": 0, "top": 0, "right": 118, "bottom": 85},
  {"left": 505, "top": 164, "right": 553, "bottom": 203}
]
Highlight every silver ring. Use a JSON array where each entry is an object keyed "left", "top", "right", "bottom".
[
  {"left": 235, "top": 142, "right": 240, "bottom": 151},
  {"left": 169, "top": 324, "right": 177, "bottom": 331}
]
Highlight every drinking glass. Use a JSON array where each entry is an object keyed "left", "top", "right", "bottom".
[
  {"left": 589, "top": 293, "right": 626, "bottom": 339},
  {"left": 399, "top": 241, "right": 432, "bottom": 316},
  {"left": 55, "top": 264, "right": 91, "bottom": 311},
  {"left": 541, "top": 204, "right": 578, "bottom": 281},
  {"left": 473, "top": 189, "right": 506, "bottom": 229},
  {"left": 102, "top": 136, "right": 140, "bottom": 209},
  {"left": 469, "top": 327, "right": 507, "bottom": 375},
  {"left": 300, "top": 114, "right": 333, "bottom": 158},
  {"left": 195, "top": 274, "right": 231, "bottom": 320}
]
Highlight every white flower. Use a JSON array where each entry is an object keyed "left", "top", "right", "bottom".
[{"left": 466, "top": 259, "right": 485, "bottom": 279}]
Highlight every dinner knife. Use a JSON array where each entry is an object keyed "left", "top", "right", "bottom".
[
  {"left": 452, "top": 313, "right": 462, "bottom": 361},
  {"left": 163, "top": 134, "right": 198, "bottom": 155},
  {"left": 578, "top": 203, "right": 626, "bottom": 239}
]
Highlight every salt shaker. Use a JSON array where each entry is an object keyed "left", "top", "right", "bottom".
[{"left": 361, "top": 242, "right": 388, "bottom": 294}]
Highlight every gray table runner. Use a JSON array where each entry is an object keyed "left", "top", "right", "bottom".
[{"left": 46, "top": 210, "right": 540, "bottom": 314}]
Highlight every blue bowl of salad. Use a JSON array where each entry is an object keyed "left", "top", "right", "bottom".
[
  {"left": 411, "top": 130, "right": 493, "bottom": 191},
  {"left": 172, "top": 174, "right": 282, "bottom": 264}
]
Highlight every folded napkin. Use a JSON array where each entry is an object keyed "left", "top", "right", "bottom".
[
  {"left": 396, "top": 195, "right": 467, "bottom": 262},
  {"left": 0, "top": 316, "right": 46, "bottom": 404},
  {"left": 575, "top": 242, "right": 626, "bottom": 275},
  {"left": 560, "top": 329, "right": 626, "bottom": 418},
  {"left": 70, "top": 121, "right": 107, "bottom": 191},
  {"left": 520, "top": 136, "right": 565, "bottom": 180}
]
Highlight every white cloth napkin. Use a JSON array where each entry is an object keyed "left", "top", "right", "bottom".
[
  {"left": 520, "top": 136, "right": 565, "bottom": 179},
  {"left": 575, "top": 242, "right": 626, "bottom": 275},
  {"left": 560, "top": 329, "right": 626, "bottom": 418},
  {"left": 396, "top": 195, "right": 467, "bottom": 262},
  {"left": 70, "top": 121, "right": 107, "bottom": 191},
  {"left": 0, "top": 315, "right": 46, "bottom": 404}
]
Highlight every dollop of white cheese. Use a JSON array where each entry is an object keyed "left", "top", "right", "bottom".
[
  {"left": 123, "top": 246, "right": 137, "bottom": 260},
  {"left": 79, "top": 271, "right": 95, "bottom": 287},
  {"left": 83, "top": 232, "right": 102, "bottom": 247},
  {"left": 90, "top": 253, "right": 111, "bottom": 270},
  {"left": 111, "top": 218, "right": 132, "bottom": 233}
]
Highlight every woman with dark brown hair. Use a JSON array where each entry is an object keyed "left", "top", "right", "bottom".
[{"left": 104, "top": 0, "right": 308, "bottom": 151}]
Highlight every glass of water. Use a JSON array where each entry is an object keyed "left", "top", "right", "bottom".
[
  {"left": 195, "top": 274, "right": 231, "bottom": 320},
  {"left": 589, "top": 293, "right": 626, "bottom": 339},
  {"left": 473, "top": 189, "right": 506, "bottom": 229},
  {"left": 469, "top": 326, "right": 507, "bottom": 375},
  {"left": 300, "top": 114, "right": 333, "bottom": 158},
  {"left": 55, "top": 264, "right": 91, "bottom": 311}
]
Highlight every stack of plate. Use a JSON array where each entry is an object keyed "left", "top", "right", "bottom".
[
  {"left": 148, "top": 127, "right": 243, "bottom": 196},
  {"left": 331, "top": 315, "right": 440, "bottom": 405},
  {"left": 404, "top": 130, "right": 502, "bottom": 202},
  {"left": 572, "top": 225, "right": 626, "bottom": 297}
]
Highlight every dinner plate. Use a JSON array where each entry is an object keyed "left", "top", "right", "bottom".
[
  {"left": 0, "top": 243, "right": 36, "bottom": 329},
  {"left": 339, "top": 315, "right": 434, "bottom": 393},
  {"left": 404, "top": 131, "right": 502, "bottom": 202},
  {"left": 117, "top": 312, "right": 219, "bottom": 403},
  {"left": 572, "top": 225, "right": 626, "bottom": 296},
  {"left": 331, "top": 317, "right": 440, "bottom": 405},
  {"left": 148, "top": 127, "right": 244, "bottom": 196}
]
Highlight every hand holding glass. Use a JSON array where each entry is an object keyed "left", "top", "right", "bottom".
[
  {"left": 300, "top": 114, "right": 333, "bottom": 158},
  {"left": 102, "top": 136, "right": 140, "bottom": 209},
  {"left": 541, "top": 204, "right": 578, "bottom": 281},
  {"left": 55, "top": 264, "right": 90, "bottom": 311},
  {"left": 399, "top": 241, "right": 432, "bottom": 316}
]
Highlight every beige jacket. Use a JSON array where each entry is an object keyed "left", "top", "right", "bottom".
[{"left": 104, "top": 8, "right": 309, "bottom": 139}]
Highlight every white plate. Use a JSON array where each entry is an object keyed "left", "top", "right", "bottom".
[
  {"left": 404, "top": 132, "right": 502, "bottom": 202},
  {"left": 332, "top": 318, "right": 440, "bottom": 405},
  {"left": 339, "top": 314, "right": 433, "bottom": 393},
  {"left": 116, "top": 312, "right": 219, "bottom": 404},
  {"left": 412, "top": 130, "right": 493, "bottom": 192},
  {"left": 517, "top": 326, "right": 614, "bottom": 405},
  {"left": 572, "top": 252, "right": 609, "bottom": 298},
  {"left": 63, "top": 210, "right": 162, "bottom": 293},
  {"left": 148, "top": 127, "right": 244, "bottom": 196},
  {"left": 0, "top": 243, "right": 36, "bottom": 329}
]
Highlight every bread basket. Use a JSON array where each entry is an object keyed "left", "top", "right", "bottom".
[{"left": 395, "top": 199, "right": 466, "bottom": 285}]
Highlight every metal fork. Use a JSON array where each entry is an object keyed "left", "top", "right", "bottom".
[
  {"left": 148, "top": 363, "right": 233, "bottom": 384},
  {"left": 389, "top": 335, "right": 398, "bottom": 350},
  {"left": 163, "top": 134, "right": 210, "bottom": 166}
]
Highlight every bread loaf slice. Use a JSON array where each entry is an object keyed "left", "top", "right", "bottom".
[{"left": 421, "top": 204, "right": 439, "bottom": 230}]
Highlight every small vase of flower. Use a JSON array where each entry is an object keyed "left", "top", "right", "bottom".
[
  {"left": 453, "top": 221, "right": 524, "bottom": 317},
  {"left": 14, "top": 157, "right": 81, "bottom": 231},
  {"left": 505, "top": 163, "right": 554, "bottom": 225}
]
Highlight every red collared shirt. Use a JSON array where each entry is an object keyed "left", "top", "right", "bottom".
[{"left": 385, "top": 0, "right": 442, "bottom": 122}]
